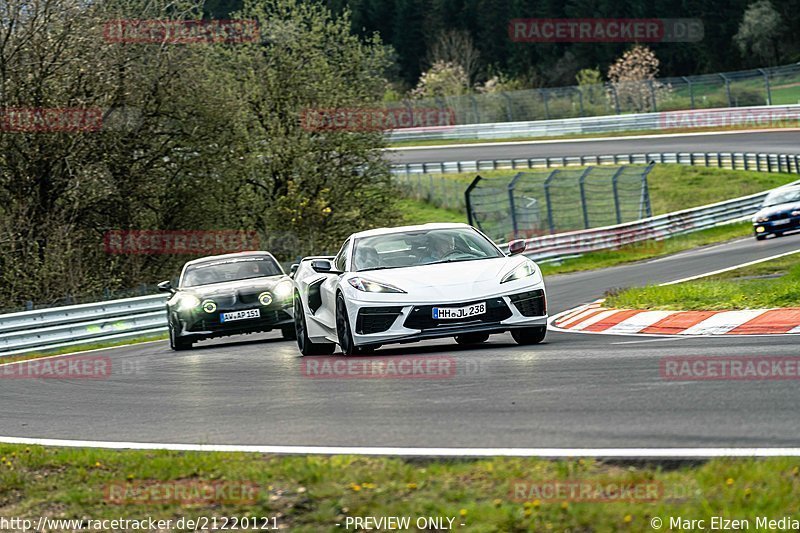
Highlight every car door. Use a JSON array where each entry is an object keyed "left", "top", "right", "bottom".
[{"left": 315, "top": 238, "right": 350, "bottom": 332}]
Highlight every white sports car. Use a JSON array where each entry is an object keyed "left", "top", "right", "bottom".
[{"left": 291, "top": 223, "right": 548, "bottom": 355}]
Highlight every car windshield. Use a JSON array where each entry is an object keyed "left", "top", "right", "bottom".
[
  {"left": 763, "top": 188, "right": 800, "bottom": 208},
  {"left": 181, "top": 256, "right": 282, "bottom": 287},
  {"left": 352, "top": 228, "right": 504, "bottom": 272}
]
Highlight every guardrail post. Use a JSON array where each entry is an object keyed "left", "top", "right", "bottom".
[
  {"left": 641, "top": 162, "right": 655, "bottom": 219},
  {"left": 720, "top": 74, "right": 732, "bottom": 106},
  {"left": 578, "top": 167, "right": 592, "bottom": 229},
  {"left": 464, "top": 175, "right": 483, "bottom": 227},
  {"left": 609, "top": 84, "right": 621, "bottom": 114},
  {"left": 758, "top": 68, "right": 772, "bottom": 105},
  {"left": 682, "top": 76, "right": 695, "bottom": 109},
  {"left": 508, "top": 172, "right": 525, "bottom": 239},
  {"left": 767, "top": 154, "right": 773, "bottom": 172},
  {"left": 611, "top": 166, "right": 626, "bottom": 225},
  {"left": 542, "top": 89, "right": 550, "bottom": 120},
  {"left": 543, "top": 170, "right": 559, "bottom": 234}
]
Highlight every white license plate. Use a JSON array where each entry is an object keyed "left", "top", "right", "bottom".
[
  {"left": 220, "top": 309, "right": 261, "bottom": 323},
  {"left": 433, "top": 302, "right": 486, "bottom": 320},
  {"left": 773, "top": 218, "right": 791, "bottom": 225}
]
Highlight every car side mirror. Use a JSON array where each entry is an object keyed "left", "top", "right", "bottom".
[
  {"left": 508, "top": 239, "right": 527, "bottom": 255},
  {"left": 311, "top": 259, "right": 334, "bottom": 273},
  {"left": 290, "top": 264, "right": 300, "bottom": 277},
  {"left": 157, "top": 280, "right": 175, "bottom": 294}
]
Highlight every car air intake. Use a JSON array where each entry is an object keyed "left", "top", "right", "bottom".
[
  {"left": 509, "top": 289, "right": 546, "bottom": 317},
  {"left": 356, "top": 307, "right": 404, "bottom": 334},
  {"left": 403, "top": 298, "right": 512, "bottom": 330}
]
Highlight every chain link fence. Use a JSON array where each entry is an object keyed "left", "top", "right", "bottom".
[
  {"left": 466, "top": 164, "right": 654, "bottom": 242},
  {"left": 385, "top": 63, "right": 800, "bottom": 125}
]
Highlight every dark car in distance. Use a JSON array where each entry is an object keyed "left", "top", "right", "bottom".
[
  {"left": 752, "top": 185, "right": 800, "bottom": 240},
  {"left": 158, "top": 252, "right": 295, "bottom": 350}
]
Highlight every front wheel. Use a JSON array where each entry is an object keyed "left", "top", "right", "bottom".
[
  {"left": 336, "top": 293, "right": 359, "bottom": 356},
  {"left": 755, "top": 233, "right": 768, "bottom": 241},
  {"left": 511, "top": 326, "right": 547, "bottom": 345},
  {"left": 168, "top": 319, "right": 193, "bottom": 351},
  {"left": 294, "top": 292, "right": 335, "bottom": 356},
  {"left": 281, "top": 324, "right": 297, "bottom": 340}
]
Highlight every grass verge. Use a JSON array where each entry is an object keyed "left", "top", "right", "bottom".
[
  {"left": 540, "top": 222, "right": 752, "bottom": 276},
  {"left": 605, "top": 251, "right": 800, "bottom": 310},
  {"left": 0, "top": 444, "right": 799, "bottom": 531},
  {"left": 395, "top": 197, "right": 466, "bottom": 224},
  {"left": 0, "top": 333, "right": 168, "bottom": 365}
]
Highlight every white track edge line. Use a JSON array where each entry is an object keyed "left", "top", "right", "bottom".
[
  {"left": 1, "top": 436, "right": 799, "bottom": 456},
  {"left": 659, "top": 248, "right": 800, "bottom": 286},
  {"left": 0, "top": 339, "right": 165, "bottom": 368}
]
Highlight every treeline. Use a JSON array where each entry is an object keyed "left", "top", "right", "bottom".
[
  {"left": 206, "top": 0, "right": 800, "bottom": 89},
  {"left": 0, "top": 0, "right": 397, "bottom": 308}
]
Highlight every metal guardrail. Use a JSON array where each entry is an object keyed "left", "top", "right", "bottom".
[
  {"left": 509, "top": 187, "right": 783, "bottom": 261},
  {"left": 390, "top": 152, "right": 800, "bottom": 176},
  {"left": 0, "top": 295, "right": 168, "bottom": 356},
  {"left": 388, "top": 104, "right": 800, "bottom": 143},
  {"left": 3, "top": 152, "right": 800, "bottom": 356}
]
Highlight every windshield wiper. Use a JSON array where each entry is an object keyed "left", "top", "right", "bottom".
[{"left": 357, "top": 266, "right": 398, "bottom": 272}]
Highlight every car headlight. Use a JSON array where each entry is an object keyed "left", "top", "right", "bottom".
[
  {"left": 273, "top": 280, "right": 293, "bottom": 300},
  {"left": 201, "top": 300, "right": 217, "bottom": 313},
  {"left": 176, "top": 293, "right": 200, "bottom": 312},
  {"left": 501, "top": 261, "right": 537, "bottom": 284},
  {"left": 348, "top": 277, "right": 406, "bottom": 293},
  {"left": 792, "top": 211, "right": 800, "bottom": 216},
  {"left": 258, "top": 292, "right": 273, "bottom": 306}
]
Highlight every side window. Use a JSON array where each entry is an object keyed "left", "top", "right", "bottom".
[{"left": 334, "top": 239, "right": 350, "bottom": 271}]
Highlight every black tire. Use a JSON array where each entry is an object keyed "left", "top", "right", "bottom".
[
  {"left": 168, "top": 319, "right": 193, "bottom": 351},
  {"left": 454, "top": 333, "right": 490, "bottom": 345},
  {"left": 755, "top": 233, "right": 768, "bottom": 241},
  {"left": 336, "top": 292, "right": 359, "bottom": 356},
  {"left": 511, "top": 326, "right": 547, "bottom": 345},
  {"left": 358, "top": 344, "right": 381, "bottom": 354},
  {"left": 294, "top": 292, "right": 335, "bottom": 356},
  {"left": 281, "top": 324, "right": 297, "bottom": 340}
]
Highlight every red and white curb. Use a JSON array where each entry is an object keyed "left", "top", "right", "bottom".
[{"left": 550, "top": 302, "right": 800, "bottom": 336}]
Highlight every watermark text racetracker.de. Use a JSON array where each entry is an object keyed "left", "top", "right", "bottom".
[
  {"left": 510, "top": 478, "right": 700, "bottom": 504},
  {"left": 299, "top": 108, "right": 456, "bottom": 132},
  {"left": 509, "top": 18, "right": 703, "bottom": 43},
  {"left": 660, "top": 108, "right": 800, "bottom": 129},
  {"left": 103, "top": 19, "right": 259, "bottom": 44},
  {"left": 300, "top": 355, "right": 486, "bottom": 379},
  {"left": 0, "top": 107, "right": 103, "bottom": 133},
  {"left": 104, "top": 230, "right": 260, "bottom": 255},
  {"left": 661, "top": 356, "right": 800, "bottom": 381},
  {"left": 0, "top": 356, "right": 142, "bottom": 380},
  {"left": 0, "top": 516, "right": 279, "bottom": 532}
]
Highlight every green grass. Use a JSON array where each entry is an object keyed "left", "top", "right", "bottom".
[
  {"left": 540, "top": 222, "right": 752, "bottom": 276},
  {"left": 605, "top": 251, "right": 800, "bottom": 311},
  {"left": 0, "top": 333, "right": 168, "bottom": 365},
  {"left": 395, "top": 197, "right": 466, "bottom": 224},
  {"left": 388, "top": 121, "right": 800, "bottom": 148},
  {"left": 1, "top": 444, "right": 799, "bottom": 531}
]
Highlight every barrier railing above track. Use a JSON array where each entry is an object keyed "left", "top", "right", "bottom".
[
  {"left": 390, "top": 152, "right": 800, "bottom": 176},
  {"left": 388, "top": 104, "right": 800, "bottom": 143}
]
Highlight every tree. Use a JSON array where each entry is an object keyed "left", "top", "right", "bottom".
[
  {"left": 607, "top": 45, "right": 668, "bottom": 113},
  {"left": 734, "top": 0, "right": 784, "bottom": 65},
  {"left": 426, "top": 29, "right": 481, "bottom": 85},
  {"left": 410, "top": 61, "right": 469, "bottom": 99}
]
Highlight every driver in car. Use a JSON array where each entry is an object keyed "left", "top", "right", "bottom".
[{"left": 420, "top": 233, "right": 455, "bottom": 264}]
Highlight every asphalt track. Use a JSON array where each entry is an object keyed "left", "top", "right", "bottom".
[
  {"left": 3, "top": 232, "right": 800, "bottom": 448},
  {"left": 387, "top": 130, "right": 800, "bottom": 165}
]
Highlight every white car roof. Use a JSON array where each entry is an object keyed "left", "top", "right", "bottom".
[
  {"left": 350, "top": 223, "right": 475, "bottom": 240},
  {"left": 182, "top": 251, "right": 275, "bottom": 267}
]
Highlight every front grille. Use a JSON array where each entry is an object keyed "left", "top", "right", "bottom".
[
  {"left": 188, "top": 309, "right": 290, "bottom": 332},
  {"left": 238, "top": 291, "right": 262, "bottom": 305},
  {"left": 509, "top": 289, "right": 546, "bottom": 317},
  {"left": 403, "top": 298, "right": 511, "bottom": 330},
  {"left": 356, "top": 307, "right": 404, "bottom": 334}
]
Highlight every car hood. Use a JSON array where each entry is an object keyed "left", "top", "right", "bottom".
[
  {"left": 353, "top": 257, "right": 525, "bottom": 289},
  {"left": 753, "top": 201, "right": 800, "bottom": 220},
  {"left": 180, "top": 275, "right": 288, "bottom": 297}
]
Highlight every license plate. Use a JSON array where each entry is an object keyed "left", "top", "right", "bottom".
[
  {"left": 773, "top": 218, "right": 791, "bottom": 225},
  {"left": 220, "top": 309, "right": 261, "bottom": 323},
  {"left": 433, "top": 302, "right": 486, "bottom": 320}
]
